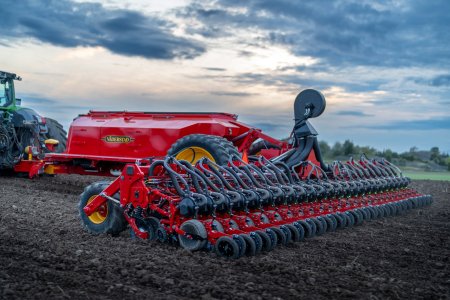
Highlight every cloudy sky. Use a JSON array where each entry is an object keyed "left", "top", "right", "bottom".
[{"left": 1, "top": 0, "right": 449, "bottom": 152}]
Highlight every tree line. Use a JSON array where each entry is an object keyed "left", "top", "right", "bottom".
[{"left": 319, "top": 140, "right": 450, "bottom": 171}]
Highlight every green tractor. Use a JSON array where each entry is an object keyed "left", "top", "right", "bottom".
[{"left": 0, "top": 70, "right": 66, "bottom": 170}]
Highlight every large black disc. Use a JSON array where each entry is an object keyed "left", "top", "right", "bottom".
[{"left": 294, "top": 89, "right": 326, "bottom": 121}]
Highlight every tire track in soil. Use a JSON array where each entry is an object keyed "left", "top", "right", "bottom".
[{"left": 0, "top": 176, "right": 449, "bottom": 300}]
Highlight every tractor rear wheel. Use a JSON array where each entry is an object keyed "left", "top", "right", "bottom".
[
  {"left": 168, "top": 134, "right": 239, "bottom": 165},
  {"left": 79, "top": 181, "right": 127, "bottom": 235},
  {"left": 44, "top": 117, "right": 67, "bottom": 152}
]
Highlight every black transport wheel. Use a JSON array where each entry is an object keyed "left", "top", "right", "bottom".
[
  {"left": 44, "top": 117, "right": 67, "bottom": 152},
  {"left": 215, "top": 236, "right": 240, "bottom": 259},
  {"left": 79, "top": 181, "right": 127, "bottom": 235},
  {"left": 167, "top": 134, "right": 239, "bottom": 165},
  {"left": 178, "top": 220, "right": 208, "bottom": 251}
]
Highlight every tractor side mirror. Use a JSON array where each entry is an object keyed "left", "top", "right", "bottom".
[{"left": 16, "top": 98, "right": 21, "bottom": 106}]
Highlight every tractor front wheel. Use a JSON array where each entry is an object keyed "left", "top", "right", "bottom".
[{"left": 78, "top": 181, "right": 127, "bottom": 235}]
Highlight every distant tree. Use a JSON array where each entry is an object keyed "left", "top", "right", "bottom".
[
  {"left": 343, "top": 140, "right": 355, "bottom": 156},
  {"left": 332, "top": 142, "right": 343, "bottom": 157},
  {"left": 318, "top": 140, "right": 331, "bottom": 157},
  {"left": 359, "top": 146, "right": 377, "bottom": 158},
  {"left": 430, "top": 147, "right": 441, "bottom": 163},
  {"left": 383, "top": 149, "right": 394, "bottom": 161}
]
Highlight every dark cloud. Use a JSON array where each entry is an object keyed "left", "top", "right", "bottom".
[
  {"left": 366, "top": 117, "right": 450, "bottom": 130},
  {"left": 204, "top": 67, "right": 227, "bottom": 72},
  {"left": 2, "top": 0, "right": 204, "bottom": 60},
  {"left": 210, "top": 91, "right": 257, "bottom": 97},
  {"left": 335, "top": 110, "right": 373, "bottom": 117},
  {"left": 367, "top": 98, "right": 397, "bottom": 106},
  {"left": 430, "top": 75, "right": 450, "bottom": 87},
  {"left": 182, "top": 0, "right": 450, "bottom": 68}
]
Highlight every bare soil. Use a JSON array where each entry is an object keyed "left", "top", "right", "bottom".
[{"left": 0, "top": 176, "right": 449, "bottom": 300}]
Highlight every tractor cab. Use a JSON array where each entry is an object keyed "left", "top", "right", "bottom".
[{"left": 0, "top": 71, "right": 21, "bottom": 111}]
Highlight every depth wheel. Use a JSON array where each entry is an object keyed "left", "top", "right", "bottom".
[
  {"left": 312, "top": 218, "right": 325, "bottom": 235},
  {"left": 265, "top": 228, "right": 279, "bottom": 248},
  {"left": 241, "top": 234, "right": 257, "bottom": 256},
  {"left": 334, "top": 213, "right": 347, "bottom": 229},
  {"left": 249, "top": 232, "right": 263, "bottom": 255},
  {"left": 292, "top": 222, "right": 305, "bottom": 241},
  {"left": 179, "top": 220, "right": 208, "bottom": 251},
  {"left": 233, "top": 235, "right": 246, "bottom": 257},
  {"left": 215, "top": 236, "right": 240, "bottom": 259},
  {"left": 79, "top": 181, "right": 127, "bottom": 235},
  {"left": 285, "top": 224, "right": 301, "bottom": 242},
  {"left": 256, "top": 231, "right": 273, "bottom": 252}
]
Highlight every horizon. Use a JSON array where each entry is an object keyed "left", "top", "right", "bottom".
[{"left": 2, "top": 0, "right": 449, "bottom": 153}]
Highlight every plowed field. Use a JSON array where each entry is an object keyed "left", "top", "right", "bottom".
[{"left": 1, "top": 176, "right": 449, "bottom": 299}]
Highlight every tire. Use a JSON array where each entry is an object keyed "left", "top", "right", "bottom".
[
  {"left": 285, "top": 224, "right": 301, "bottom": 242},
  {"left": 79, "top": 181, "right": 127, "bottom": 235},
  {"left": 210, "top": 136, "right": 241, "bottom": 159},
  {"left": 325, "top": 215, "right": 336, "bottom": 232},
  {"left": 276, "top": 226, "right": 290, "bottom": 245},
  {"left": 215, "top": 236, "right": 240, "bottom": 259},
  {"left": 248, "top": 140, "right": 281, "bottom": 156},
  {"left": 233, "top": 235, "right": 247, "bottom": 257},
  {"left": 167, "top": 134, "right": 238, "bottom": 165},
  {"left": 265, "top": 228, "right": 278, "bottom": 249},
  {"left": 345, "top": 212, "right": 355, "bottom": 227},
  {"left": 256, "top": 231, "right": 273, "bottom": 252},
  {"left": 241, "top": 234, "right": 257, "bottom": 256},
  {"left": 335, "top": 213, "right": 347, "bottom": 229},
  {"left": 361, "top": 208, "right": 371, "bottom": 221},
  {"left": 44, "top": 117, "right": 67, "bottom": 152},
  {"left": 179, "top": 220, "right": 208, "bottom": 251},
  {"left": 312, "top": 218, "right": 325, "bottom": 235},
  {"left": 300, "top": 219, "right": 315, "bottom": 238},
  {"left": 292, "top": 222, "right": 305, "bottom": 241},
  {"left": 249, "top": 232, "right": 263, "bottom": 255},
  {"left": 350, "top": 210, "right": 363, "bottom": 226}
]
